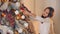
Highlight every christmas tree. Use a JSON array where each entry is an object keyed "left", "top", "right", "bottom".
[{"left": 0, "top": 0, "right": 34, "bottom": 34}]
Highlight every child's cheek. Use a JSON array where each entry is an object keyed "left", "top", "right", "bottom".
[{"left": 45, "top": 14, "right": 48, "bottom": 17}]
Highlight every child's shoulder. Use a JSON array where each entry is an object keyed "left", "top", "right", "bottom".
[{"left": 49, "top": 19, "right": 54, "bottom": 24}]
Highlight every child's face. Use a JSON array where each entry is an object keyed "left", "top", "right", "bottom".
[{"left": 42, "top": 9, "right": 50, "bottom": 17}]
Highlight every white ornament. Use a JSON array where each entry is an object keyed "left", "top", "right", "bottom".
[
  {"left": 21, "top": 15, "right": 25, "bottom": 19},
  {"left": 18, "top": 28, "right": 23, "bottom": 33},
  {"left": 24, "top": 23, "right": 28, "bottom": 28},
  {"left": 15, "top": 2, "right": 20, "bottom": 8},
  {"left": 8, "top": 29, "right": 13, "bottom": 34},
  {"left": 15, "top": 10, "right": 19, "bottom": 15}
]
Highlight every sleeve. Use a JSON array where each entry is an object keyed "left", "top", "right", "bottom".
[
  {"left": 29, "top": 16, "right": 42, "bottom": 22},
  {"left": 35, "top": 16, "right": 41, "bottom": 20}
]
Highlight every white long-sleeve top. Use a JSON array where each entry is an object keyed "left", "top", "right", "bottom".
[{"left": 35, "top": 16, "right": 51, "bottom": 34}]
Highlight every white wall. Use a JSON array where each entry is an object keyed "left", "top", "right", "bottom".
[
  {"left": 23, "top": 0, "right": 35, "bottom": 13},
  {"left": 54, "top": 0, "right": 60, "bottom": 34}
]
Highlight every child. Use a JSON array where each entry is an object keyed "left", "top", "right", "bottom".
[
  {"left": 35, "top": 7, "right": 55, "bottom": 34},
  {"left": 23, "top": 7, "right": 55, "bottom": 34}
]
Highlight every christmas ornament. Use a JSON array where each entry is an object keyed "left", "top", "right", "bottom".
[
  {"left": 15, "top": 2, "right": 20, "bottom": 8},
  {"left": 20, "top": 7, "right": 25, "bottom": 12},
  {"left": 14, "top": 10, "right": 19, "bottom": 15},
  {"left": 18, "top": 28, "right": 23, "bottom": 33},
  {"left": 1, "top": 13, "right": 6, "bottom": 17},
  {"left": 7, "top": 29, "right": 13, "bottom": 34},
  {"left": 10, "top": 2, "right": 20, "bottom": 10},
  {"left": 24, "top": 22, "right": 28, "bottom": 28},
  {"left": 21, "top": 15, "right": 25, "bottom": 19},
  {"left": 16, "top": 15, "right": 21, "bottom": 20}
]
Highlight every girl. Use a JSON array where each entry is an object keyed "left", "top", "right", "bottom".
[{"left": 23, "top": 7, "right": 55, "bottom": 34}]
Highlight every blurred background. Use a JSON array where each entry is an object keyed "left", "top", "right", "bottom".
[{"left": 23, "top": 0, "right": 60, "bottom": 34}]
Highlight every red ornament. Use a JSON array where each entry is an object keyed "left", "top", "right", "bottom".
[{"left": 20, "top": 7, "right": 25, "bottom": 12}]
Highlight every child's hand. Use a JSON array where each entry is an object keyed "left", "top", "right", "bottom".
[{"left": 31, "top": 13, "right": 36, "bottom": 17}]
